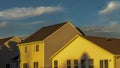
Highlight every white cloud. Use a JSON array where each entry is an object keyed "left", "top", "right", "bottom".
[
  {"left": 1, "top": 21, "right": 44, "bottom": 28},
  {"left": 106, "top": 21, "right": 120, "bottom": 32},
  {"left": 21, "top": 21, "right": 45, "bottom": 26},
  {"left": 0, "top": 6, "right": 63, "bottom": 19},
  {"left": 99, "top": 1, "right": 120, "bottom": 15},
  {"left": 0, "top": 21, "right": 47, "bottom": 37},
  {"left": 0, "top": 21, "right": 7, "bottom": 27},
  {"left": 81, "top": 21, "right": 120, "bottom": 33}
]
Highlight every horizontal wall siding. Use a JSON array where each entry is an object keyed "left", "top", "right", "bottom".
[
  {"left": 115, "top": 57, "right": 120, "bottom": 68},
  {"left": 18, "top": 42, "right": 44, "bottom": 68},
  {"left": 52, "top": 36, "right": 114, "bottom": 68}
]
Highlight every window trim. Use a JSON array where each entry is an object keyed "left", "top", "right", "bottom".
[
  {"left": 74, "top": 59, "right": 79, "bottom": 68},
  {"left": 89, "top": 59, "right": 94, "bottom": 68},
  {"left": 25, "top": 46, "right": 27, "bottom": 53},
  {"left": 34, "top": 62, "right": 38, "bottom": 68},
  {"left": 23, "top": 63, "right": 28, "bottom": 68},
  {"left": 104, "top": 60, "right": 108, "bottom": 68},
  {"left": 35, "top": 45, "right": 39, "bottom": 52},
  {"left": 54, "top": 60, "right": 58, "bottom": 68},
  {"left": 100, "top": 60, "right": 108, "bottom": 68},
  {"left": 67, "top": 60, "right": 71, "bottom": 68}
]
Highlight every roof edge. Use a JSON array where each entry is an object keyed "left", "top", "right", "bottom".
[
  {"left": 12, "top": 36, "right": 22, "bottom": 42},
  {"left": 18, "top": 41, "right": 44, "bottom": 46},
  {"left": 80, "top": 35, "right": 115, "bottom": 55},
  {"left": 67, "top": 21, "right": 84, "bottom": 35}
]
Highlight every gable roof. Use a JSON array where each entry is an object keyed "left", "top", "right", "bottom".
[
  {"left": 49, "top": 35, "right": 79, "bottom": 59},
  {"left": 0, "top": 36, "right": 21, "bottom": 46},
  {"left": 82, "top": 36, "right": 120, "bottom": 55},
  {"left": 50, "top": 35, "right": 120, "bottom": 59},
  {"left": 0, "top": 37, "right": 13, "bottom": 46},
  {"left": 22, "top": 22, "right": 67, "bottom": 43}
]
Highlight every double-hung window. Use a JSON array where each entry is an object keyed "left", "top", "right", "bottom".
[
  {"left": 74, "top": 59, "right": 78, "bottom": 68},
  {"left": 23, "top": 63, "right": 28, "bottom": 68},
  {"left": 34, "top": 62, "right": 38, "bottom": 68},
  {"left": 54, "top": 60, "right": 58, "bottom": 68},
  {"left": 67, "top": 60, "right": 71, "bottom": 68},
  {"left": 89, "top": 59, "right": 94, "bottom": 68},
  {"left": 100, "top": 60, "right": 108, "bottom": 68}
]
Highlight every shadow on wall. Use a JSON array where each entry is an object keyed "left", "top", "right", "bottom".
[
  {"left": 79, "top": 53, "right": 91, "bottom": 68},
  {"left": 58, "top": 53, "right": 91, "bottom": 68},
  {"left": 0, "top": 41, "right": 20, "bottom": 68}
]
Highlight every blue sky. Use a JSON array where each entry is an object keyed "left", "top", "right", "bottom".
[{"left": 0, "top": 0, "right": 120, "bottom": 37}]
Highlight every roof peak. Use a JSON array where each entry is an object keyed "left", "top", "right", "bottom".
[
  {"left": 41, "top": 22, "right": 67, "bottom": 28},
  {"left": 0, "top": 36, "right": 14, "bottom": 46},
  {"left": 21, "top": 21, "right": 84, "bottom": 43}
]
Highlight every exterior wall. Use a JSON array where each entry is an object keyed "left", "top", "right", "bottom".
[
  {"left": 18, "top": 41, "right": 44, "bottom": 68},
  {"left": 115, "top": 56, "right": 120, "bottom": 68},
  {"left": 52, "top": 36, "right": 115, "bottom": 68},
  {"left": 44, "top": 22, "right": 82, "bottom": 68}
]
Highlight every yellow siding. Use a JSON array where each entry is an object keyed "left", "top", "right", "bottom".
[
  {"left": 52, "top": 36, "right": 115, "bottom": 68},
  {"left": 115, "top": 56, "right": 120, "bottom": 68},
  {"left": 18, "top": 41, "right": 44, "bottom": 68}
]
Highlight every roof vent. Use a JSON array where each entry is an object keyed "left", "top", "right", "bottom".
[{"left": 107, "top": 38, "right": 111, "bottom": 41}]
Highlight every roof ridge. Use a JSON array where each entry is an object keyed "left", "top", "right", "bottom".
[
  {"left": 0, "top": 36, "right": 13, "bottom": 40},
  {"left": 41, "top": 22, "right": 67, "bottom": 29}
]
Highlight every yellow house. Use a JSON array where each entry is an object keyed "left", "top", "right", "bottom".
[
  {"left": 18, "top": 21, "right": 83, "bottom": 68},
  {"left": 50, "top": 35, "right": 120, "bottom": 68}
]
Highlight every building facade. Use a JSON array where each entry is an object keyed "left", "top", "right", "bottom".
[
  {"left": 18, "top": 22, "right": 83, "bottom": 68},
  {"left": 18, "top": 41, "right": 44, "bottom": 68},
  {"left": 51, "top": 35, "right": 120, "bottom": 68}
]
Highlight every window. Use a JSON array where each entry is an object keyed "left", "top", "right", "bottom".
[
  {"left": 6, "top": 63, "right": 11, "bottom": 68},
  {"left": 74, "top": 59, "right": 78, "bottom": 68},
  {"left": 100, "top": 60, "right": 108, "bottom": 68},
  {"left": 54, "top": 60, "right": 58, "bottom": 68},
  {"left": 16, "top": 62, "right": 19, "bottom": 67},
  {"left": 23, "top": 63, "right": 28, "bottom": 68},
  {"left": 100, "top": 60, "right": 103, "bottom": 68},
  {"left": 81, "top": 59, "right": 86, "bottom": 68},
  {"left": 35, "top": 45, "right": 39, "bottom": 51},
  {"left": 25, "top": 46, "right": 27, "bottom": 53},
  {"left": 34, "top": 62, "right": 38, "bottom": 68},
  {"left": 105, "top": 60, "right": 108, "bottom": 68},
  {"left": 89, "top": 59, "right": 94, "bottom": 68},
  {"left": 67, "top": 60, "right": 71, "bottom": 68}
]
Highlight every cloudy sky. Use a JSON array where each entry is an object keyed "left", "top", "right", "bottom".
[{"left": 0, "top": 0, "right": 120, "bottom": 38}]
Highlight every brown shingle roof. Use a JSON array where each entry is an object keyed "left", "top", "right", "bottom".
[
  {"left": 82, "top": 36, "right": 120, "bottom": 55},
  {"left": 0, "top": 37, "right": 13, "bottom": 46},
  {"left": 22, "top": 22, "right": 66, "bottom": 43}
]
